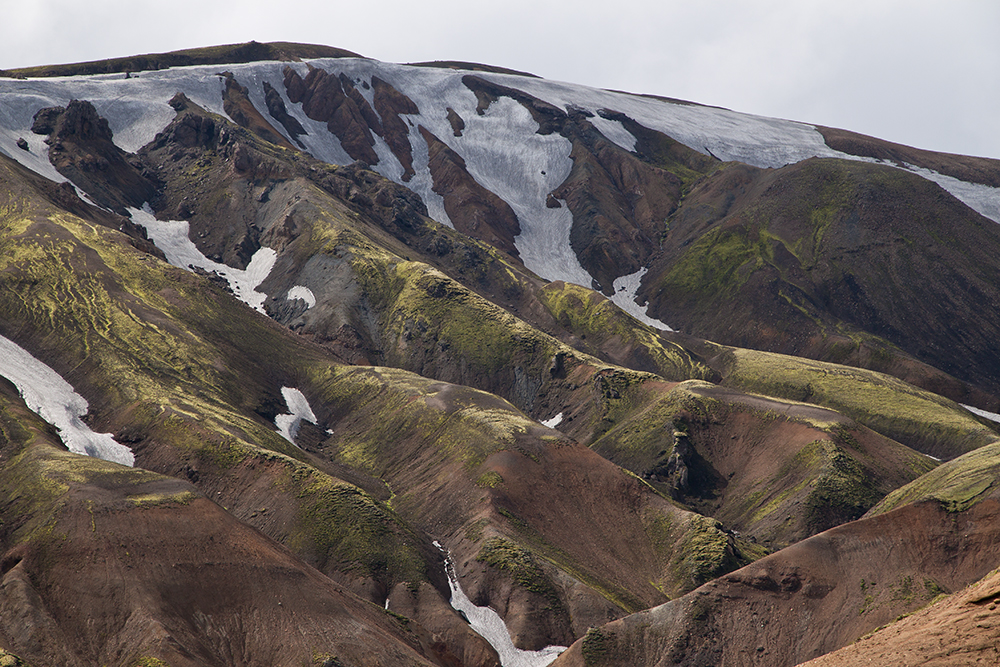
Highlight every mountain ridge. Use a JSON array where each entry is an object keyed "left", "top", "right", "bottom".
[{"left": 0, "top": 42, "right": 998, "bottom": 666}]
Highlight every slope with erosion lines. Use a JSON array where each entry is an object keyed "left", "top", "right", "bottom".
[
  {"left": 0, "top": 377, "right": 444, "bottom": 667},
  {"left": 588, "top": 378, "right": 935, "bottom": 548},
  {"left": 552, "top": 491, "right": 1000, "bottom": 667},
  {"left": 0, "top": 141, "right": 764, "bottom": 653}
]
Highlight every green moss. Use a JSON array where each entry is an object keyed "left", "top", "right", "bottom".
[
  {"left": 477, "top": 537, "right": 564, "bottom": 611},
  {"left": 278, "top": 464, "right": 427, "bottom": 588},
  {"left": 657, "top": 225, "right": 763, "bottom": 302},
  {"left": 581, "top": 626, "right": 618, "bottom": 666},
  {"left": 803, "top": 442, "right": 881, "bottom": 529},
  {"left": 870, "top": 440, "right": 1000, "bottom": 515},
  {"left": 673, "top": 514, "right": 740, "bottom": 587},
  {"left": 538, "top": 281, "right": 713, "bottom": 383},
  {"left": 126, "top": 490, "right": 199, "bottom": 507},
  {"left": 475, "top": 471, "right": 504, "bottom": 488},
  {"left": 129, "top": 657, "right": 170, "bottom": 667},
  {"left": 723, "top": 348, "right": 996, "bottom": 456},
  {"left": 305, "top": 363, "right": 547, "bottom": 479},
  {"left": 923, "top": 578, "right": 945, "bottom": 599},
  {"left": 0, "top": 648, "right": 30, "bottom": 667}
]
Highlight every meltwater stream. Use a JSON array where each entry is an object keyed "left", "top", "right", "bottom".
[{"left": 434, "top": 541, "right": 566, "bottom": 667}]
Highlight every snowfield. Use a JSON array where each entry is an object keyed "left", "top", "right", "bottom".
[
  {"left": 434, "top": 541, "right": 565, "bottom": 667},
  {"left": 2, "top": 55, "right": 998, "bottom": 327},
  {"left": 0, "top": 334, "right": 134, "bottom": 466},
  {"left": 128, "top": 205, "right": 276, "bottom": 313}
]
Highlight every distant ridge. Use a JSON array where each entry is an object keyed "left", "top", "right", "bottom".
[
  {"left": 0, "top": 40, "right": 362, "bottom": 79},
  {"left": 408, "top": 60, "right": 540, "bottom": 78}
]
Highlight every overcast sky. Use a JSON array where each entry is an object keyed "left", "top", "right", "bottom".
[{"left": 3, "top": 0, "right": 998, "bottom": 159}]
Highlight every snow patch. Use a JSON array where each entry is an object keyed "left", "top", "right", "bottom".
[
  {"left": 286, "top": 285, "right": 316, "bottom": 308},
  {"left": 903, "top": 165, "right": 1000, "bottom": 224},
  {"left": 433, "top": 541, "right": 565, "bottom": 667},
  {"left": 129, "top": 205, "right": 276, "bottom": 313},
  {"left": 0, "top": 334, "right": 134, "bottom": 466},
  {"left": 610, "top": 268, "right": 674, "bottom": 331},
  {"left": 962, "top": 404, "right": 1000, "bottom": 425},
  {"left": 3, "top": 59, "right": 996, "bottom": 300},
  {"left": 540, "top": 413, "right": 563, "bottom": 429},
  {"left": 589, "top": 113, "right": 637, "bottom": 152},
  {"left": 275, "top": 387, "right": 318, "bottom": 445}
]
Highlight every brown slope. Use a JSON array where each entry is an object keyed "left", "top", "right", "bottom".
[
  {"left": 304, "top": 366, "right": 762, "bottom": 648},
  {"left": 640, "top": 156, "right": 1000, "bottom": 399},
  {"left": 0, "top": 152, "right": 501, "bottom": 665},
  {"left": 589, "top": 379, "right": 934, "bottom": 548},
  {"left": 552, "top": 495, "right": 1000, "bottom": 667},
  {"left": 0, "top": 379, "right": 445, "bottom": 667},
  {"left": 819, "top": 125, "right": 1000, "bottom": 186},
  {"left": 2, "top": 41, "right": 361, "bottom": 79},
  {"left": 800, "top": 565, "right": 1000, "bottom": 666}
]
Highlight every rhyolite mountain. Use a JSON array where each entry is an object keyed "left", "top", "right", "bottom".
[{"left": 0, "top": 41, "right": 998, "bottom": 667}]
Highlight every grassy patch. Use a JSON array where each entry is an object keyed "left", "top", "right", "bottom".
[
  {"left": 722, "top": 348, "right": 996, "bottom": 456},
  {"left": 581, "top": 626, "right": 618, "bottom": 666},
  {"left": 869, "top": 440, "right": 1000, "bottom": 515},
  {"left": 476, "top": 537, "right": 564, "bottom": 611}
]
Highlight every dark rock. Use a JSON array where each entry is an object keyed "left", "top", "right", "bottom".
[
  {"left": 446, "top": 107, "right": 465, "bottom": 136},
  {"left": 418, "top": 125, "right": 521, "bottom": 258},
  {"left": 31, "top": 106, "right": 64, "bottom": 135},
  {"left": 263, "top": 80, "right": 307, "bottom": 147}
]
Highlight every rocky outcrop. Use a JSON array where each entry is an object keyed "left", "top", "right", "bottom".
[
  {"left": 263, "top": 80, "right": 308, "bottom": 147},
  {"left": 284, "top": 64, "right": 380, "bottom": 164},
  {"left": 372, "top": 75, "right": 419, "bottom": 180},
  {"left": 419, "top": 125, "right": 522, "bottom": 257},
  {"left": 220, "top": 71, "right": 296, "bottom": 149},
  {"left": 30, "top": 99, "right": 157, "bottom": 214}
]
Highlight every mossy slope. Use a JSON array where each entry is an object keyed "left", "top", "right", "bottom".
[
  {"left": 589, "top": 379, "right": 933, "bottom": 547},
  {"left": 642, "top": 157, "right": 1000, "bottom": 400}
]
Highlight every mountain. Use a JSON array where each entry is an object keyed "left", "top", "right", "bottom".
[{"left": 0, "top": 41, "right": 998, "bottom": 666}]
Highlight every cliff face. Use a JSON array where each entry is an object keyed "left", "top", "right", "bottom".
[{"left": 0, "top": 42, "right": 998, "bottom": 667}]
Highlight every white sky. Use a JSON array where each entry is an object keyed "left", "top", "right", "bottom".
[{"left": 2, "top": 0, "right": 998, "bottom": 159}]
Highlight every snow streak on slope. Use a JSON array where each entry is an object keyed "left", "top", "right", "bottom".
[
  {"left": 3, "top": 57, "right": 999, "bottom": 311},
  {"left": 129, "top": 205, "right": 276, "bottom": 313},
  {"left": 0, "top": 68, "right": 231, "bottom": 156},
  {"left": 275, "top": 387, "right": 318, "bottom": 444},
  {"left": 0, "top": 335, "right": 134, "bottom": 466},
  {"left": 903, "top": 165, "right": 1000, "bottom": 224},
  {"left": 299, "top": 59, "right": 593, "bottom": 288},
  {"left": 610, "top": 268, "right": 673, "bottom": 331},
  {"left": 540, "top": 413, "right": 564, "bottom": 429},
  {"left": 434, "top": 541, "right": 565, "bottom": 667},
  {"left": 962, "top": 404, "right": 1000, "bottom": 425}
]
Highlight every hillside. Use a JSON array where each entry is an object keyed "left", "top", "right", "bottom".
[{"left": 0, "top": 41, "right": 998, "bottom": 666}]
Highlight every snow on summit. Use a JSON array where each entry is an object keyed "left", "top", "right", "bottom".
[{"left": 1, "top": 54, "right": 998, "bottom": 307}]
